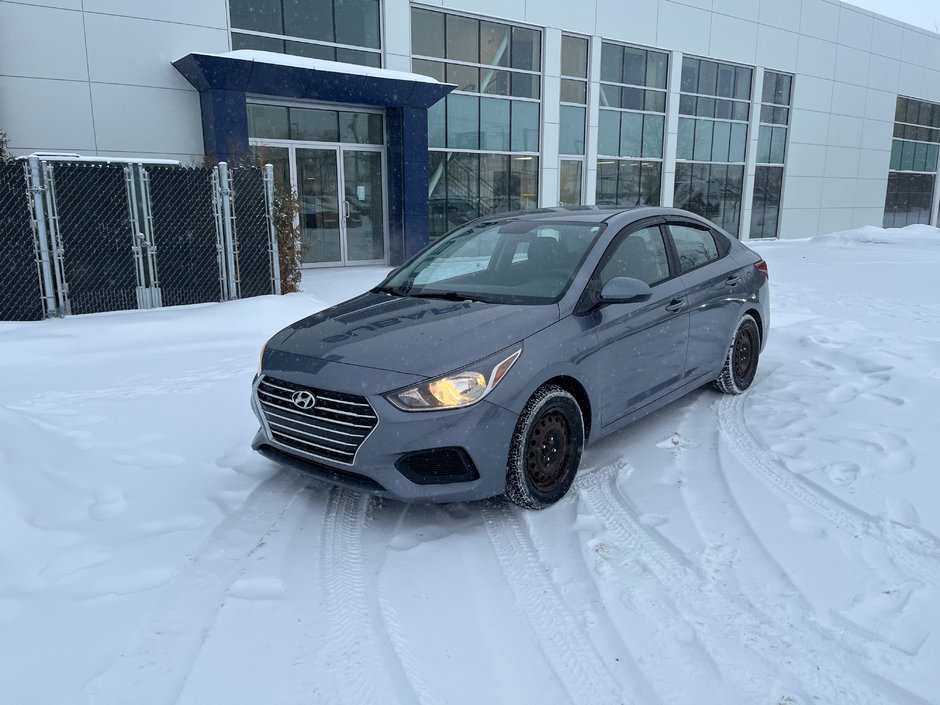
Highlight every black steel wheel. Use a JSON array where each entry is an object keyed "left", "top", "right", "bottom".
[
  {"left": 713, "top": 314, "right": 760, "bottom": 394},
  {"left": 506, "top": 385, "right": 585, "bottom": 510}
]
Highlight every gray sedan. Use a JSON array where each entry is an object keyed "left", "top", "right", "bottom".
[{"left": 251, "top": 207, "right": 769, "bottom": 509}]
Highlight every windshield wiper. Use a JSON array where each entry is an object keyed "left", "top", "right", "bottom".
[
  {"left": 373, "top": 285, "right": 410, "bottom": 297},
  {"left": 414, "top": 291, "right": 494, "bottom": 304}
]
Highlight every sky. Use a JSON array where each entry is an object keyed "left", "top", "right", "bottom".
[{"left": 844, "top": 0, "right": 940, "bottom": 32}]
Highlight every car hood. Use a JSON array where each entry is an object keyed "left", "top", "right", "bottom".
[{"left": 268, "top": 291, "right": 560, "bottom": 377}]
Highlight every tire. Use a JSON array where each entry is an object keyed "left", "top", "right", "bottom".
[
  {"left": 505, "top": 385, "right": 585, "bottom": 510},
  {"left": 713, "top": 314, "right": 760, "bottom": 394}
]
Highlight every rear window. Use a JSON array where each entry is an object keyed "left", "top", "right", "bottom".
[{"left": 669, "top": 223, "right": 720, "bottom": 272}]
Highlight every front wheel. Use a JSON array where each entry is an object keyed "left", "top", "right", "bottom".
[
  {"left": 713, "top": 314, "right": 760, "bottom": 394},
  {"left": 505, "top": 386, "right": 585, "bottom": 510}
]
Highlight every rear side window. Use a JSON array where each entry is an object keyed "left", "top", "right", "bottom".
[
  {"left": 668, "top": 223, "right": 719, "bottom": 272},
  {"left": 599, "top": 226, "right": 671, "bottom": 286}
]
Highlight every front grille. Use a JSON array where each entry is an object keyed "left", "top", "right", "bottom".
[{"left": 256, "top": 375, "right": 378, "bottom": 465}]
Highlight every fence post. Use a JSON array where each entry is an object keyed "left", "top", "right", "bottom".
[
  {"left": 41, "top": 162, "right": 70, "bottom": 316},
  {"left": 25, "top": 157, "right": 57, "bottom": 317},
  {"left": 125, "top": 164, "right": 152, "bottom": 309},
  {"left": 211, "top": 166, "right": 228, "bottom": 301},
  {"left": 263, "top": 163, "right": 281, "bottom": 295},
  {"left": 138, "top": 165, "right": 162, "bottom": 308},
  {"left": 218, "top": 161, "right": 238, "bottom": 300}
]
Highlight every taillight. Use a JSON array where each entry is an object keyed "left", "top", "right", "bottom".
[{"left": 754, "top": 260, "right": 768, "bottom": 277}]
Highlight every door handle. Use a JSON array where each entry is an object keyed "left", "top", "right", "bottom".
[
  {"left": 343, "top": 200, "right": 351, "bottom": 220},
  {"left": 665, "top": 298, "right": 685, "bottom": 312},
  {"left": 725, "top": 275, "right": 740, "bottom": 286}
]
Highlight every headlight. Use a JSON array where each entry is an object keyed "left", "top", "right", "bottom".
[
  {"left": 385, "top": 345, "right": 522, "bottom": 411},
  {"left": 257, "top": 341, "right": 267, "bottom": 374}
]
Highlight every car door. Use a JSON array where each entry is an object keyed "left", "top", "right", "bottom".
[
  {"left": 665, "top": 220, "right": 742, "bottom": 380},
  {"left": 585, "top": 223, "right": 690, "bottom": 428}
]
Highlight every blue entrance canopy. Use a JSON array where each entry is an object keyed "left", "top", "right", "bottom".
[{"left": 174, "top": 50, "right": 454, "bottom": 263}]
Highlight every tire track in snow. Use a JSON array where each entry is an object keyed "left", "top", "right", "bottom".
[
  {"left": 717, "top": 393, "right": 940, "bottom": 588},
  {"left": 675, "top": 395, "right": 918, "bottom": 676},
  {"left": 579, "top": 466, "right": 921, "bottom": 705},
  {"left": 481, "top": 501, "right": 642, "bottom": 705},
  {"left": 86, "top": 470, "right": 309, "bottom": 705},
  {"left": 315, "top": 488, "right": 427, "bottom": 705}
]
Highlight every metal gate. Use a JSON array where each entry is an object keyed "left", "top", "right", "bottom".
[
  {"left": 0, "top": 157, "right": 279, "bottom": 320},
  {"left": 0, "top": 163, "right": 44, "bottom": 321},
  {"left": 147, "top": 165, "right": 223, "bottom": 307},
  {"left": 231, "top": 166, "right": 278, "bottom": 299}
]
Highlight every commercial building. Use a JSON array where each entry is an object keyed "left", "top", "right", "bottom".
[{"left": 2, "top": 0, "right": 939, "bottom": 267}]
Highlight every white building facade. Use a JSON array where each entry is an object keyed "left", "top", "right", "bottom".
[{"left": 2, "top": 0, "right": 939, "bottom": 264}]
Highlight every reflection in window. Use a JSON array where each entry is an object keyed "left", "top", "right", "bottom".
[
  {"left": 597, "top": 42, "right": 668, "bottom": 208},
  {"left": 230, "top": 0, "right": 381, "bottom": 68},
  {"left": 600, "top": 227, "right": 670, "bottom": 286},
  {"left": 749, "top": 70, "right": 793, "bottom": 239},
  {"left": 560, "top": 160, "right": 583, "bottom": 206},
  {"left": 413, "top": 8, "right": 542, "bottom": 239},
  {"left": 884, "top": 96, "right": 939, "bottom": 228},
  {"left": 596, "top": 160, "right": 662, "bottom": 207},
  {"left": 669, "top": 223, "right": 720, "bottom": 272},
  {"left": 247, "top": 104, "right": 383, "bottom": 145},
  {"left": 675, "top": 57, "right": 753, "bottom": 236},
  {"left": 674, "top": 163, "right": 744, "bottom": 236}
]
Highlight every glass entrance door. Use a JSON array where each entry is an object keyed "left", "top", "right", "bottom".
[
  {"left": 296, "top": 146, "right": 386, "bottom": 266},
  {"left": 297, "top": 148, "right": 342, "bottom": 265},
  {"left": 343, "top": 150, "right": 385, "bottom": 262}
]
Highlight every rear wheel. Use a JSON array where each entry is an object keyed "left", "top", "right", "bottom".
[
  {"left": 713, "top": 314, "right": 760, "bottom": 394},
  {"left": 505, "top": 386, "right": 585, "bottom": 510}
]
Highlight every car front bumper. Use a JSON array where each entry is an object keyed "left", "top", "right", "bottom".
[{"left": 250, "top": 366, "right": 519, "bottom": 503}]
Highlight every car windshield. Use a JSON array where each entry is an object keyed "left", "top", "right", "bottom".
[{"left": 378, "top": 220, "right": 606, "bottom": 305}]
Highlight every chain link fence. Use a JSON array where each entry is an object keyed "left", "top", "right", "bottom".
[
  {"left": 0, "top": 162, "right": 44, "bottom": 321},
  {"left": 147, "top": 166, "right": 224, "bottom": 307},
  {"left": 231, "top": 167, "right": 276, "bottom": 299},
  {"left": 0, "top": 157, "right": 279, "bottom": 321}
]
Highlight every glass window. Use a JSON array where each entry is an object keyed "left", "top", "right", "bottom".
[
  {"left": 642, "top": 114, "right": 664, "bottom": 159},
  {"left": 560, "top": 160, "right": 583, "bottom": 206},
  {"left": 562, "top": 35, "right": 588, "bottom": 78},
  {"left": 669, "top": 224, "right": 719, "bottom": 271},
  {"left": 230, "top": 0, "right": 282, "bottom": 34},
  {"left": 511, "top": 101, "right": 540, "bottom": 152},
  {"left": 620, "top": 112, "right": 643, "bottom": 158},
  {"left": 283, "top": 0, "right": 333, "bottom": 42},
  {"left": 428, "top": 100, "right": 446, "bottom": 149},
  {"left": 598, "top": 111, "right": 620, "bottom": 156},
  {"left": 511, "top": 73, "right": 540, "bottom": 99},
  {"left": 413, "top": 59, "right": 445, "bottom": 83},
  {"left": 595, "top": 160, "right": 661, "bottom": 207},
  {"left": 447, "top": 94, "right": 480, "bottom": 150},
  {"left": 646, "top": 52, "right": 668, "bottom": 90},
  {"left": 600, "top": 226, "right": 670, "bottom": 286},
  {"left": 447, "top": 63, "right": 480, "bottom": 92},
  {"left": 481, "top": 22, "right": 511, "bottom": 67},
  {"left": 883, "top": 172, "right": 936, "bottom": 227},
  {"left": 673, "top": 163, "right": 744, "bottom": 236},
  {"left": 233, "top": 33, "right": 285, "bottom": 53},
  {"left": 480, "top": 69, "right": 511, "bottom": 96},
  {"left": 560, "top": 105, "right": 585, "bottom": 155},
  {"left": 480, "top": 98, "right": 511, "bottom": 151},
  {"left": 231, "top": 0, "right": 380, "bottom": 66},
  {"left": 339, "top": 111, "right": 383, "bottom": 144},
  {"left": 712, "top": 121, "right": 731, "bottom": 163},
  {"left": 601, "top": 43, "right": 623, "bottom": 83},
  {"left": 286, "top": 40, "right": 334, "bottom": 60},
  {"left": 623, "top": 48, "right": 646, "bottom": 86},
  {"left": 677, "top": 118, "right": 694, "bottom": 160},
  {"left": 412, "top": 9, "right": 445, "bottom": 58},
  {"left": 749, "top": 165, "right": 783, "bottom": 238},
  {"left": 248, "top": 104, "right": 290, "bottom": 140},
  {"left": 292, "top": 108, "right": 338, "bottom": 142},
  {"left": 446, "top": 14, "right": 479, "bottom": 63},
  {"left": 561, "top": 79, "right": 587, "bottom": 104},
  {"left": 511, "top": 27, "right": 541, "bottom": 71}
]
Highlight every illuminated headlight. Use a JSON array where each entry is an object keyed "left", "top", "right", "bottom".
[{"left": 385, "top": 346, "right": 523, "bottom": 411}]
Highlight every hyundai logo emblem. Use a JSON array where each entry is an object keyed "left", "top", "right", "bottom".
[{"left": 291, "top": 390, "right": 317, "bottom": 410}]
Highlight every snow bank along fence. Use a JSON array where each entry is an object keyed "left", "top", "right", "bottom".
[{"left": 0, "top": 156, "right": 280, "bottom": 321}]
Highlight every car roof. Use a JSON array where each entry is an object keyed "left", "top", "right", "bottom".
[{"left": 469, "top": 206, "right": 712, "bottom": 227}]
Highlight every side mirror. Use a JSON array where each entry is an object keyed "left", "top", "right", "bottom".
[{"left": 599, "top": 276, "right": 653, "bottom": 304}]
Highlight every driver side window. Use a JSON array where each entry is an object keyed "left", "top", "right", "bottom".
[{"left": 599, "top": 226, "right": 671, "bottom": 287}]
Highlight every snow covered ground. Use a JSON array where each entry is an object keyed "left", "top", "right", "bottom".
[{"left": 1, "top": 226, "right": 939, "bottom": 705}]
